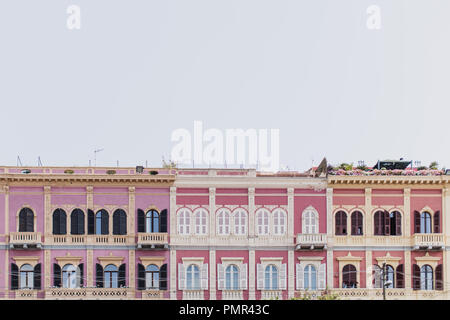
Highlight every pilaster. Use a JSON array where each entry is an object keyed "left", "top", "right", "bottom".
[
  {"left": 170, "top": 249, "right": 177, "bottom": 300},
  {"left": 209, "top": 187, "right": 216, "bottom": 242},
  {"left": 249, "top": 249, "right": 255, "bottom": 299},
  {"left": 365, "top": 250, "right": 372, "bottom": 288},
  {"left": 170, "top": 187, "right": 177, "bottom": 238},
  {"left": 128, "top": 187, "right": 135, "bottom": 235},
  {"left": 326, "top": 250, "right": 333, "bottom": 288},
  {"left": 404, "top": 250, "right": 411, "bottom": 289},
  {"left": 404, "top": 188, "right": 411, "bottom": 237},
  {"left": 288, "top": 250, "right": 294, "bottom": 298},
  {"left": 44, "top": 186, "right": 51, "bottom": 236},
  {"left": 287, "top": 188, "right": 294, "bottom": 239},
  {"left": 364, "top": 188, "right": 372, "bottom": 236},
  {"left": 248, "top": 188, "right": 255, "bottom": 238},
  {"left": 87, "top": 249, "right": 93, "bottom": 287},
  {"left": 45, "top": 250, "right": 51, "bottom": 289},
  {"left": 209, "top": 250, "right": 216, "bottom": 300}
]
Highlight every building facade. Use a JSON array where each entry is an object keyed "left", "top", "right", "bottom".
[{"left": 0, "top": 166, "right": 449, "bottom": 299}]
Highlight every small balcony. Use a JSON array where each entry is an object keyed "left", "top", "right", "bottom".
[
  {"left": 260, "top": 290, "right": 283, "bottom": 300},
  {"left": 182, "top": 290, "right": 204, "bottom": 300},
  {"left": 136, "top": 233, "right": 169, "bottom": 249},
  {"left": 47, "top": 235, "right": 135, "bottom": 246},
  {"left": 221, "top": 290, "right": 243, "bottom": 300},
  {"left": 412, "top": 233, "right": 444, "bottom": 250},
  {"left": 9, "top": 232, "right": 42, "bottom": 249},
  {"left": 140, "top": 290, "right": 167, "bottom": 300},
  {"left": 295, "top": 233, "right": 327, "bottom": 250},
  {"left": 45, "top": 287, "right": 134, "bottom": 300}
]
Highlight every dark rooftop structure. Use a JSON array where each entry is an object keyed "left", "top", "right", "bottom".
[{"left": 373, "top": 160, "right": 412, "bottom": 170}]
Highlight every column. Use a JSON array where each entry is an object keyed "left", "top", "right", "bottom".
[
  {"left": 209, "top": 250, "right": 216, "bottom": 300},
  {"left": 404, "top": 250, "right": 411, "bottom": 289},
  {"left": 44, "top": 186, "right": 51, "bottom": 237},
  {"left": 288, "top": 250, "right": 294, "bottom": 298},
  {"left": 170, "top": 249, "right": 177, "bottom": 300},
  {"left": 248, "top": 188, "right": 255, "bottom": 238},
  {"left": 364, "top": 188, "right": 372, "bottom": 236},
  {"left": 129, "top": 250, "right": 135, "bottom": 289},
  {"left": 128, "top": 187, "right": 135, "bottom": 236},
  {"left": 365, "top": 250, "right": 372, "bottom": 288},
  {"left": 249, "top": 249, "right": 255, "bottom": 299},
  {"left": 209, "top": 187, "right": 216, "bottom": 243},
  {"left": 170, "top": 187, "right": 177, "bottom": 239},
  {"left": 443, "top": 187, "right": 449, "bottom": 294},
  {"left": 87, "top": 249, "right": 93, "bottom": 287},
  {"left": 404, "top": 188, "right": 411, "bottom": 237}
]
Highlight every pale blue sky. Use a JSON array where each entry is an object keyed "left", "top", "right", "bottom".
[{"left": 0, "top": 0, "right": 448, "bottom": 171}]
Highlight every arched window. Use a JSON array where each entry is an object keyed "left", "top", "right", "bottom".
[
  {"left": 225, "top": 265, "right": 239, "bottom": 290},
  {"left": 420, "top": 212, "right": 432, "bottom": 234},
  {"left": 342, "top": 264, "right": 357, "bottom": 288},
  {"left": 256, "top": 209, "right": 270, "bottom": 235},
  {"left": 335, "top": 211, "right": 347, "bottom": 235},
  {"left": 95, "top": 209, "right": 109, "bottom": 235},
  {"left": 178, "top": 209, "right": 191, "bottom": 235},
  {"left": 71, "top": 209, "right": 85, "bottom": 235},
  {"left": 351, "top": 211, "right": 363, "bottom": 235},
  {"left": 390, "top": 211, "right": 402, "bottom": 235},
  {"left": 374, "top": 210, "right": 385, "bottom": 235},
  {"left": 273, "top": 209, "right": 286, "bottom": 235},
  {"left": 186, "top": 264, "right": 200, "bottom": 290},
  {"left": 62, "top": 264, "right": 79, "bottom": 289},
  {"left": 52, "top": 208, "right": 67, "bottom": 235},
  {"left": 375, "top": 210, "right": 402, "bottom": 236},
  {"left": 264, "top": 265, "right": 278, "bottom": 290},
  {"left": 386, "top": 265, "right": 395, "bottom": 288},
  {"left": 304, "top": 265, "right": 317, "bottom": 290},
  {"left": 18, "top": 208, "right": 34, "bottom": 232},
  {"left": 233, "top": 209, "right": 247, "bottom": 235},
  {"left": 145, "top": 264, "right": 159, "bottom": 289},
  {"left": 146, "top": 210, "right": 159, "bottom": 233},
  {"left": 20, "top": 264, "right": 34, "bottom": 289},
  {"left": 372, "top": 265, "right": 382, "bottom": 288},
  {"left": 420, "top": 265, "right": 433, "bottom": 290},
  {"left": 217, "top": 209, "right": 230, "bottom": 235},
  {"left": 302, "top": 208, "right": 318, "bottom": 234},
  {"left": 104, "top": 264, "right": 118, "bottom": 288},
  {"left": 112, "top": 209, "right": 127, "bottom": 235},
  {"left": 194, "top": 209, "right": 208, "bottom": 235}
]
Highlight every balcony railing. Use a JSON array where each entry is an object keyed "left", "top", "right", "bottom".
[
  {"left": 330, "top": 288, "right": 446, "bottom": 300},
  {"left": 45, "top": 288, "right": 134, "bottom": 300},
  {"left": 141, "top": 290, "right": 166, "bottom": 300},
  {"left": 14, "top": 289, "right": 39, "bottom": 299},
  {"left": 260, "top": 290, "right": 283, "bottom": 300},
  {"left": 182, "top": 290, "right": 204, "bottom": 300},
  {"left": 221, "top": 290, "right": 243, "bottom": 300},
  {"left": 47, "top": 235, "right": 134, "bottom": 245},
  {"left": 137, "top": 233, "right": 169, "bottom": 247},
  {"left": 296, "top": 233, "right": 327, "bottom": 249},
  {"left": 9, "top": 232, "right": 42, "bottom": 247},
  {"left": 412, "top": 233, "right": 444, "bottom": 249}
]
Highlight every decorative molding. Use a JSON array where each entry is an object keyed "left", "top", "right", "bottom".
[
  {"left": 139, "top": 256, "right": 166, "bottom": 268},
  {"left": 414, "top": 252, "right": 441, "bottom": 268},
  {"left": 12, "top": 256, "right": 40, "bottom": 267},
  {"left": 55, "top": 252, "right": 83, "bottom": 266},
  {"left": 97, "top": 253, "right": 125, "bottom": 267},
  {"left": 375, "top": 252, "right": 402, "bottom": 268}
]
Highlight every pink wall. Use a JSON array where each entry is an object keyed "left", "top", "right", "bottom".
[
  {"left": 294, "top": 194, "right": 327, "bottom": 234},
  {"left": 176, "top": 250, "right": 210, "bottom": 300},
  {"left": 333, "top": 251, "right": 366, "bottom": 288},
  {"left": 9, "top": 187, "right": 44, "bottom": 233},
  {"left": 255, "top": 250, "right": 288, "bottom": 299},
  {"left": 216, "top": 250, "right": 249, "bottom": 300}
]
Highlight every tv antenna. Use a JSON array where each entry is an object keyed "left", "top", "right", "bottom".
[
  {"left": 37, "top": 156, "right": 43, "bottom": 167},
  {"left": 17, "top": 156, "right": 23, "bottom": 167},
  {"left": 94, "top": 148, "right": 104, "bottom": 167}
]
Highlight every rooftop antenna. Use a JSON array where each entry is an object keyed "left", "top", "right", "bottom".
[
  {"left": 146, "top": 160, "right": 148, "bottom": 168},
  {"left": 116, "top": 160, "right": 119, "bottom": 167},
  {"left": 37, "top": 156, "right": 43, "bottom": 167},
  {"left": 17, "top": 156, "right": 23, "bottom": 167},
  {"left": 94, "top": 148, "right": 104, "bottom": 167},
  {"left": 89, "top": 159, "right": 91, "bottom": 167}
]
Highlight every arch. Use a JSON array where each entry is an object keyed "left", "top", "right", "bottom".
[
  {"left": 18, "top": 207, "right": 34, "bottom": 232},
  {"left": 216, "top": 208, "right": 231, "bottom": 235},
  {"left": 304, "top": 264, "right": 317, "bottom": 290},
  {"left": 256, "top": 208, "right": 270, "bottom": 235},
  {"left": 95, "top": 209, "right": 109, "bottom": 235},
  {"left": 113, "top": 209, "right": 127, "bottom": 235},
  {"left": 62, "top": 264, "right": 78, "bottom": 288},
  {"left": 52, "top": 208, "right": 67, "bottom": 235},
  {"left": 186, "top": 264, "right": 200, "bottom": 290},
  {"left": 342, "top": 264, "right": 357, "bottom": 288},
  {"left": 302, "top": 206, "right": 319, "bottom": 234},
  {"left": 19, "top": 264, "right": 34, "bottom": 289},
  {"left": 350, "top": 210, "right": 363, "bottom": 235},
  {"left": 145, "top": 264, "right": 160, "bottom": 289},
  {"left": 146, "top": 209, "right": 159, "bottom": 233},
  {"left": 420, "top": 212, "right": 432, "bottom": 234},
  {"left": 70, "top": 208, "right": 85, "bottom": 235}
]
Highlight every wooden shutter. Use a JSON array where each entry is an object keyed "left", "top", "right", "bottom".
[
  {"left": 351, "top": 212, "right": 357, "bottom": 235},
  {"left": 434, "top": 211, "right": 441, "bottom": 233},
  {"left": 137, "top": 263, "right": 145, "bottom": 290},
  {"left": 101, "top": 211, "right": 109, "bottom": 235},
  {"left": 60, "top": 210, "right": 67, "bottom": 234},
  {"left": 240, "top": 263, "right": 248, "bottom": 290},
  {"left": 88, "top": 209, "right": 95, "bottom": 234},
  {"left": 384, "top": 210, "right": 390, "bottom": 235},
  {"left": 53, "top": 210, "right": 60, "bottom": 234},
  {"left": 341, "top": 212, "right": 347, "bottom": 235},
  {"left": 137, "top": 209, "right": 145, "bottom": 233},
  {"left": 217, "top": 264, "right": 225, "bottom": 290},
  {"left": 396, "top": 264, "right": 404, "bottom": 288},
  {"left": 435, "top": 264, "right": 443, "bottom": 290},
  {"left": 19, "top": 210, "right": 27, "bottom": 232},
  {"left": 96, "top": 264, "right": 104, "bottom": 288},
  {"left": 318, "top": 263, "right": 326, "bottom": 290},
  {"left": 71, "top": 210, "right": 77, "bottom": 235},
  {"left": 412, "top": 264, "right": 420, "bottom": 290},
  {"left": 33, "top": 263, "right": 41, "bottom": 290},
  {"left": 118, "top": 264, "right": 126, "bottom": 287},
  {"left": 113, "top": 211, "right": 120, "bottom": 235},
  {"left": 26, "top": 209, "right": 34, "bottom": 232},
  {"left": 78, "top": 210, "right": 85, "bottom": 234},
  {"left": 296, "top": 264, "right": 303, "bottom": 290},
  {"left": 414, "top": 211, "right": 421, "bottom": 234},
  {"left": 335, "top": 212, "right": 341, "bottom": 235},
  {"left": 201, "top": 263, "right": 208, "bottom": 290},
  {"left": 178, "top": 264, "right": 186, "bottom": 290},
  {"left": 374, "top": 211, "right": 380, "bottom": 235},
  {"left": 160, "top": 209, "right": 168, "bottom": 233},
  {"left": 120, "top": 211, "right": 127, "bottom": 235},
  {"left": 395, "top": 212, "right": 402, "bottom": 235},
  {"left": 257, "top": 264, "right": 263, "bottom": 290},
  {"left": 11, "top": 263, "right": 18, "bottom": 290},
  {"left": 159, "top": 264, "right": 168, "bottom": 290},
  {"left": 78, "top": 263, "right": 84, "bottom": 287},
  {"left": 53, "top": 263, "right": 61, "bottom": 287},
  {"left": 280, "top": 264, "right": 287, "bottom": 290}
]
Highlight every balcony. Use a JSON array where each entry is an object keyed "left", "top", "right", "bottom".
[
  {"left": 412, "top": 233, "right": 445, "bottom": 250},
  {"left": 295, "top": 234, "right": 327, "bottom": 250},
  {"left": 9, "top": 232, "right": 42, "bottom": 249},
  {"left": 221, "top": 290, "right": 243, "bottom": 300},
  {"left": 140, "top": 290, "right": 167, "bottom": 300},
  {"left": 45, "top": 287, "right": 134, "bottom": 300},
  {"left": 182, "top": 290, "right": 204, "bottom": 300},
  {"left": 260, "top": 290, "right": 283, "bottom": 300},
  {"left": 136, "top": 233, "right": 169, "bottom": 249},
  {"left": 14, "top": 289, "right": 39, "bottom": 299},
  {"left": 330, "top": 288, "right": 446, "bottom": 300},
  {"left": 47, "top": 235, "right": 134, "bottom": 246}
]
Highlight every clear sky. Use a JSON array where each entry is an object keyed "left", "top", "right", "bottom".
[{"left": 0, "top": 0, "right": 448, "bottom": 171}]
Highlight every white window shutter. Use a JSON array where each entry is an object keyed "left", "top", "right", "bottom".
[
  {"left": 201, "top": 263, "right": 208, "bottom": 290},
  {"left": 217, "top": 264, "right": 225, "bottom": 290},
  {"left": 240, "top": 263, "right": 248, "bottom": 290},
  {"left": 280, "top": 264, "right": 287, "bottom": 290},
  {"left": 178, "top": 263, "right": 186, "bottom": 290},
  {"left": 296, "top": 264, "right": 304, "bottom": 290},
  {"left": 257, "top": 264, "right": 264, "bottom": 290},
  {"left": 318, "top": 263, "right": 326, "bottom": 290}
]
